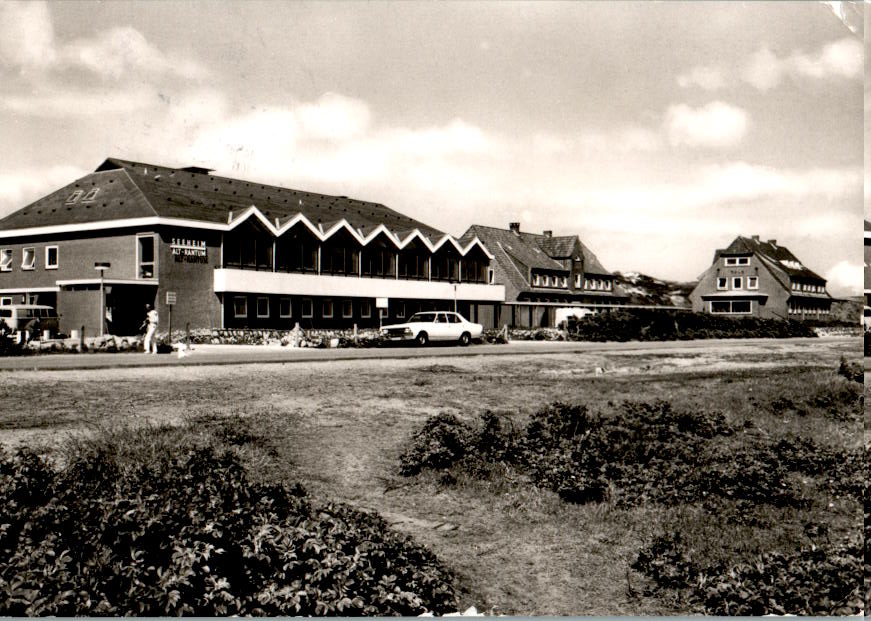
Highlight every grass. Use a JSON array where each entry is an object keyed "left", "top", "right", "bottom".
[{"left": 0, "top": 337, "right": 862, "bottom": 615}]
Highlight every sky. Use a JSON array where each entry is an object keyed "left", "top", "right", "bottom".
[{"left": 0, "top": 1, "right": 864, "bottom": 296}]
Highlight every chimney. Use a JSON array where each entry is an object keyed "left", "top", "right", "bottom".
[
  {"left": 543, "top": 230, "right": 552, "bottom": 237},
  {"left": 751, "top": 235, "right": 759, "bottom": 242},
  {"left": 767, "top": 239, "right": 777, "bottom": 246},
  {"left": 509, "top": 222, "right": 520, "bottom": 234}
]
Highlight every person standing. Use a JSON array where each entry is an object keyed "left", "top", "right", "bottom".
[{"left": 142, "top": 304, "right": 159, "bottom": 354}]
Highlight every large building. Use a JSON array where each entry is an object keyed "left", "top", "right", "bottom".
[
  {"left": 0, "top": 158, "right": 504, "bottom": 336},
  {"left": 690, "top": 235, "right": 832, "bottom": 320},
  {"left": 458, "top": 223, "right": 626, "bottom": 327}
]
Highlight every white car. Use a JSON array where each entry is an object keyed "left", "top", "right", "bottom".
[{"left": 381, "top": 311, "right": 483, "bottom": 346}]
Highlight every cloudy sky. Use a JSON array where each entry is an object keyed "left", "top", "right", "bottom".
[{"left": 0, "top": 1, "right": 863, "bottom": 295}]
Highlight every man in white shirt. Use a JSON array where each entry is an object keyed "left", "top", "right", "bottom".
[{"left": 143, "top": 304, "right": 159, "bottom": 354}]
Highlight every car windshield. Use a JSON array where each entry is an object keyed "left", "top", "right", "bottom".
[{"left": 408, "top": 312, "right": 437, "bottom": 323}]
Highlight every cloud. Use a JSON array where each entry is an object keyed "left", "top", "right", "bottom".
[
  {"left": 64, "top": 26, "right": 205, "bottom": 80},
  {"left": 824, "top": 260, "right": 863, "bottom": 296},
  {"left": 665, "top": 101, "right": 748, "bottom": 148},
  {"left": 678, "top": 37, "right": 863, "bottom": 91},
  {"left": 0, "top": 2, "right": 56, "bottom": 70},
  {"left": 0, "top": 83, "right": 158, "bottom": 117},
  {"left": 676, "top": 66, "right": 726, "bottom": 91},
  {"left": 0, "top": 1, "right": 207, "bottom": 118}
]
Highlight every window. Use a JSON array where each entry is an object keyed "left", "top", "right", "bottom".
[
  {"left": 605, "top": 280, "right": 612, "bottom": 291},
  {"left": 45, "top": 246, "right": 58, "bottom": 269},
  {"left": 233, "top": 296, "right": 247, "bottom": 318},
  {"left": 533, "top": 274, "right": 540, "bottom": 286},
  {"left": 487, "top": 268, "right": 495, "bottom": 285},
  {"left": 396, "top": 302, "right": 405, "bottom": 319},
  {"left": 137, "top": 234, "right": 156, "bottom": 279},
  {"left": 21, "top": 248, "right": 35, "bottom": 270},
  {"left": 747, "top": 276, "right": 758, "bottom": 289},
  {"left": 0, "top": 249, "right": 11, "bottom": 272},
  {"left": 732, "top": 277, "right": 742, "bottom": 289},
  {"left": 542, "top": 275, "right": 550, "bottom": 287},
  {"left": 66, "top": 190, "right": 83, "bottom": 204},
  {"left": 0, "top": 297, "right": 11, "bottom": 306},
  {"left": 256, "top": 296, "right": 269, "bottom": 318},
  {"left": 82, "top": 188, "right": 100, "bottom": 202},
  {"left": 361, "top": 300, "right": 371, "bottom": 318},
  {"left": 711, "top": 300, "right": 752, "bottom": 314},
  {"left": 575, "top": 274, "right": 581, "bottom": 288},
  {"left": 724, "top": 257, "right": 749, "bottom": 266},
  {"left": 302, "top": 298, "right": 313, "bottom": 318},
  {"left": 279, "top": 297, "right": 292, "bottom": 318},
  {"left": 342, "top": 299, "right": 353, "bottom": 318},
  {"left": 717, "top": 277, "right": 727, "bottom": 290},
  {"left": 561, "top": 276, "right": 568, "bottom": 288},
  {"left": 323, "top": 300, "right": 333, "bottom": 318}
]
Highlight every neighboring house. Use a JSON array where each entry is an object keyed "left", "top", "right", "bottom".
[
  {"left": 457, "top": 222, "right": 627, "bottom": 328},
  {"left": 864, "top": 220, "right": 870, "bottom": 328},
  {"left": 0, "top": 158, "right": 504, "bottom": 336},
  {"left": 690, "top": 235, "right": 832, "bottom": 320}
]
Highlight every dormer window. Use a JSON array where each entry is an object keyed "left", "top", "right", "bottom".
[
  {"left": 724, "top": 257, "right": 749, "bottom": 266},
  {"left": 0, "top": 249, "right": 11, "bottom": 272}
]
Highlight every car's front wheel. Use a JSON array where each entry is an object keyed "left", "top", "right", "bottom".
[
  {"left": 415, "top": 331, "right": 429, "bottom": 346},
  {"left": 458, "top": 332, "right": 471, "bottom": 346}
]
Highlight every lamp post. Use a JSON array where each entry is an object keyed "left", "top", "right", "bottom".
[{"left": 94, "top": 262, "right": 110, "bottom": 337}]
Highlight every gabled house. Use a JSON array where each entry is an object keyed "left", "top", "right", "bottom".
[
  {"left": 458, "top": 222, "right": 626, "bottom": 328},
  {"left": 690, "top": 235, "right": 832, "bottom": 320},
  {"left": 0, "top": 158, "right": 504, "bottom": 335}
]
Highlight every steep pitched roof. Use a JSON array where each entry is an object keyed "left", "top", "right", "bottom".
[
  {"left": 0, "top": 157, "right": 446, "bottom": 242},
  {"left": 459, "top": 224, "right": 621, "bottom": 302},
  {"left": 719, "top": 235, "right": 824, "bottom": 281}
]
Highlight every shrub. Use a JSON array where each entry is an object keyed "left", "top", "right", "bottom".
[
  {"left": 0, "top": 442, "right": 457, "bottom": 616},
  {"left": 633, "top": 530, "right": 863, "bottom": 615},
  {"left": 566, "top": 310, "right": 817, "bottom": 342}
]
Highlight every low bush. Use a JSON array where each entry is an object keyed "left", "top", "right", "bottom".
[
  {"left": 0, "top": 437, "right": 457, "bottom": 616},
  {"left": 566, "top": 310, "right": 816, "bottom": 342},
  {"left": 398, "top": 400, "right": 854, "bottom": 509},
  {"left": 633, "top": 529, "right": 863, "bottom": 615}
]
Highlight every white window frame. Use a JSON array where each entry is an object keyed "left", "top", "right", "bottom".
[
  {"left": 342, "top": 299, "right": 353, "bottom": 318},
  {"left": 396, "top": 301, "right": 405, "bottom": 319},
  {"left": 487, "top": 268, "right": 495, "bottom": 285},
  {"left": 279, "top": 297, "right": 292, "bottom": 318},
  {"left": 21, "top": 247, "right": 35, "bottom": 270},
  {"left": 256, "top": 296, "right": 270, "bottom": 318},
  {"left": 710, "top": 300, "right": 753, "bottom": 315},
  {"left": 136, "top": 233, "right": 157, "bottom": 280},
  {"left": 605, "top": 280, "right": 612, "bottom": 291},
  {"left": 44, "top": 246, "right": 58, "bottom": 270},
  {"left": 82, "top": 188, "right": 100, "bottom": 202},
  {"left": 542, "top": 275, "right": 550, "bottom": 287},
  {"left": 66, "top": 190, "right": 83, "bottom": 204},
  {"left": 0, "top": 249, "right": 12, "bottom": 272},
  {"left": 0, "top": 297, "right": 11, "bottom": 306},
  {"left": 322, "top": 299, "right": 333, "bottom": 318},
  {"left": 533, "top": 273, "right": 540, "bottom": 286},
  {"left": 732, "top": 276, "right": 742, "bottom": 289},
  {"left": 747, "top": 276, "right": 758, "bottom": 289},
  {"left": 233, "top": 296, "right": 248, "bottom": 318},
  {"left": 717, "top": 277, "right": 727, "bottom": 290},
  {"left": 361, "top": 300, "right": 372, "bottom": 318},
  {"left": 301, "top": 298, "right": 313, "bottom": 318}
]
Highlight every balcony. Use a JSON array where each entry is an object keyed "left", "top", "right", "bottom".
[{"left": 213, "top": 268, "right": 505, "bottom": 301}]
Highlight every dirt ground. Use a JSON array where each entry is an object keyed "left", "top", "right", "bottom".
[{"left": 0, "top": 337, "right": 862, "bottom": 615}]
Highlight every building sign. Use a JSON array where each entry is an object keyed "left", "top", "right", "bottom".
[
  {"left": 171, "top": 238, "right": 208, "bottom": 263},
  {"left": 166, "top": 291, "right": 177, "bottom": 305},
  {"left": 375, "top": 297, "right": 389, "bottom": 309}
]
